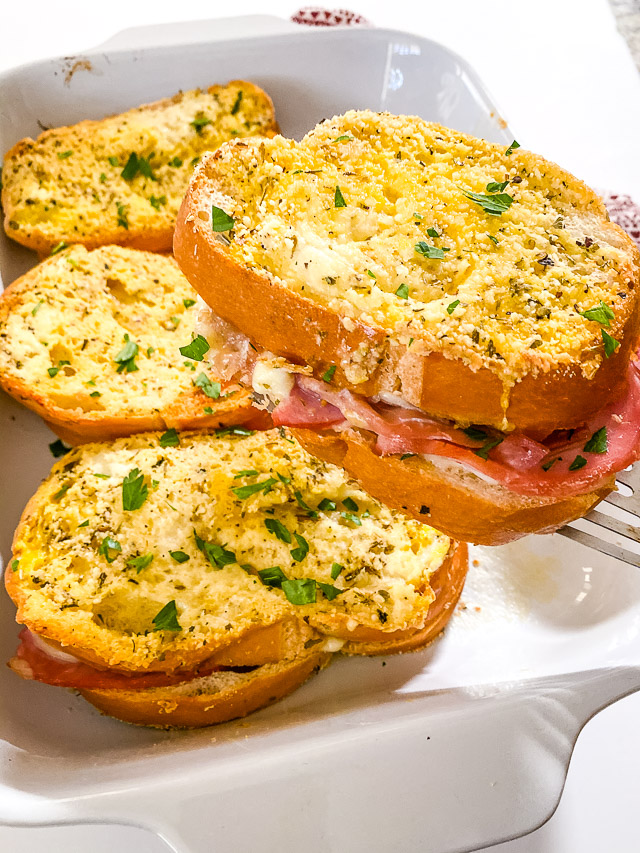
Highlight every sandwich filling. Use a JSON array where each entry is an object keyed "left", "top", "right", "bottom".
[{"left": 194, "top": 308, "right": 640, "bottom": 499}]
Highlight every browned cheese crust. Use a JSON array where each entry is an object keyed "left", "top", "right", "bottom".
[
  {"left": 292, "top": 428, "right": 611, "bottom": 545},
  {"left": 174, "top": 115, "right": 640, "bottom": 433}
]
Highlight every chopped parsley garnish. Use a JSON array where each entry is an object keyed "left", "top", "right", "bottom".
[
  {"left": 190, "top": 114, "right": 211, "bottom": 133},
  {"left": 121, "top": 153, "right": 140, "bottom": 181},
  {"left": 231, "top": 477, "right": 277, "bottom": 499},
  {"left": 331, "top": 562, "right": 344, "bottom": 580},
  {"left": 194, "top": 372, "right": 221, "bottom": 399},
  {"left": 400, "top": 453, "right": 416, "bottom": 460},
  {"left": 413, "top": 212, "right": 423, "bottom": 221},
  {"left": 57, "top": 150, "right": 73, "bottom": 159},
  {"left": 234, "top": 469, "right": 259, "bottom": 479},
  {"left": 342, "top": 497, "right": 359, "bottom": 512},
  {"left": 317, "top": 581, "right": 342, "bottom": 601},
  {"left": 258, "top": 566, "right": 288, "bottom": 588},
  {"left": 541, "top": 458, "right": 557, "bottom": 472},
  {"left": 486, "top": 180, "right": 509, "bottom": 193},
  {"left": 47, "top": 360, "right": 70, "bottom": 378},
  {"left": 488, "top": 234, "right": 499, "bottom": 245},
  {"left": 290, "top": 533, "right": 309, "bottom": 562},
  {"left": 341, "top": 511, "right": 362, "bottom": 526},
  {"left": 169, "top": 156, "right": 183, "bottom": 167},
  {"left": 318, "top": 498, "right": 336, "bottom": 512},
  {"left": 602, "top": 329, "right": 620, "bottom": 357},
  {"left": 580, "top": 301, "right": 614, "bottom": 327},
  {"left": 264, "top": 518, "right": 291, "bottom": 543},
  {"left": 50, "top": 241, "right": 68, "bottom": 255},
  {"left": 122, "top": 468, "right": 149, "bottom": 511},
  {"left": 126, "top": 554, "right": 154, "bottom": 573},
  {"left": 53, "top": 482, "right": 71, "bottom": 501},
  {"left": 216, "top": 426, "right": 255, "bottom": 438},
  {"left": 426, "top": 227, "right": 439, "bottom": 238},
  {"left": 447, "top": 299, "right": 460, "bottom": 315},
  {"left": 281, "top": 578, "right": 316, "bottom": 605},
  {"left": 211, "top": 205, "right": 235, "bottom": 232},
  {"left": 10, "top": 559, "right": 20, "bottom": 572},
  {"left": 170, "top": 550, "right": 190, "bottom": 563},
  {"left": 159, "top": 428, "right": 180, "bottom": 448},
  {"left": 149, "top": 194, "right": 166, "bottom": 210},
  {"left": 98, "top": 536, "right": 121, "bottom": 563},
  {"left": 322, "top": 364, "right": 337, "bottom": 382},
  {"left": 49, "top": 439, "right": 70, "bottom": 457},
  {"left": 230, "top": 90, "right": 243, "bottom": 115},
  {"left": 334, "top": 186, "right": 347, "bottom": 208},
  {"left": 183, "top": 298, "right": 196, "bottom": 308},
  {"left": 569, "top": 455, "right": 587, "bottom": 471},
  {"left": 395, "top": 283, "right": 410, "bottom": 299},
  {"left": 179, "top": 334, "right": 210, "bottom": 361},
  {"left": 463, "top": 190, "right": 513, "bottom": 216},
  {"left": 294, "top": 490, "right": 318, "bottom": 518},
  {"left": 583, "top": 427, "right": 607, "bottom": 454},
  {"left": 78, "top": 520, "right": 90, "bottom": 527},
  {"left": 90, "top": 390, "right": 102, "bottom": 398},
  {"left": 116, "top": 201, "right": 129, "bottom": 229},
  {"left": 333, "top": 135, "right": 353, "bottom": 142},
  {"left": 474, "top": 437, "right": 503, "bottom": 460},
  {"left": 152, "top": 600, "right": 181, "bottom": 632},
  {"left": 32, "top": 299, "right": 44, "bottom": 316},
  {"left": 278, "top": 426, "right": 295, "bottom": 444},
  {"left": 505, "top": 139, "right": 521, "bottom": 156},
  {"left": 194, "top": 530, "right": 236, "bottom": 568},
  {"left": 108, "top": 156, "right": 120, "bottom": 166},
  {"left": 114, "top": 334, "right": 139, "bottom": 373},
  {"left": 366, "top": 269, "right": 377, "bottom": 279},
  {"left": 415, "top": 242, "right": 449, "bottom": 260}
]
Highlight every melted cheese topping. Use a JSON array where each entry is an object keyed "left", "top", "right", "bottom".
[
  {"left": 12, "top": 430, "right": 450, "bottom": 669},
  {"left": 208, "top": 110, "right": 638, "bottom": 384}
]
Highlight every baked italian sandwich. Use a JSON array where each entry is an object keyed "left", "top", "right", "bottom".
[
  {"left": 174, "top": 110, "right": 640, "bottom": 545},
  {"left": 6, "top": 428, "right": 467, "bottom": 728},
  {"left": 0, "top": 245, "right": 267, "bottom": 443}
]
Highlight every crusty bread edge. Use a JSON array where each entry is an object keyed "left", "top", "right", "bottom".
[
  {"left": 174, "top": 146, "right": 640, "bottom": 433},
  {"left": 292, "top": 428, "right": 612, "bottom": 545},
  {"left": 80, "top": 648, "right": 331, "bottom": 729}
]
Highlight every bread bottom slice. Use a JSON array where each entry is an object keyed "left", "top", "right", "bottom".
[
  {"left": 293, "top": 428, "right": 611, "bottom": 546},
  {"left": 81, "top": 647, "right": 331, "bottom": 729}
]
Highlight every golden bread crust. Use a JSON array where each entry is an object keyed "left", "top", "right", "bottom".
[
  {"left": 174, "top": 114, "right": 640, "bottom": 431},
  {"left": 292, "top": 428, "right": 611, "bottom": 545},
  {"left": 2, "top": 81, "right": 278, "bottom": 255},
  {"left": 0, "top": 246, "right": 261, "bottom": 442},
  {"left": 81, "top": 648, "right": 331, "bottom": 729}
]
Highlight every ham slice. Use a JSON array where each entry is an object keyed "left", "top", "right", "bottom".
[
  {"left": 271, "top": 358, "right": 640, "bottom": 499},
  {"left": 9, "top": 628, "right": 232, "bottom": 690}
]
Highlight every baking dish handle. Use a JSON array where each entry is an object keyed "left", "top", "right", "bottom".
[
  {"left": 62, "top": 665, "right": 640, "bottom": 853},
  {"left": 91, "top": 14, "right": 300, "bottom": 53}
]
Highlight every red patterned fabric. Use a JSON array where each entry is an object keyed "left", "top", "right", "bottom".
[
  {"left": 291, "top": 7, "right": 370, "bottom": 26},
  {"left": 602, "top": 192, "right": 640, "bottom": 249}
]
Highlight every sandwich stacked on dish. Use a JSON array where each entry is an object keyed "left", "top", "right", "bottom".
[
  {"left": 0, "top": 88, "right": 468, "bottom": 728},
  {"left": 173, "top": 110, "right": 640, "bottom": 545}
]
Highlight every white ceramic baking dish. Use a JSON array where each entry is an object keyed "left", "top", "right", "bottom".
[{"left": 2, "top": 16, "right": 639, "bottom": 853}]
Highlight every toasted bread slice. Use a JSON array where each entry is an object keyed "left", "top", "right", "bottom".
[
  {"left": 81, "top": 649, "right": 331, "bottom": 729},
  {"left": 7, "top": 429, "right": 465, "bottom": 678},
  {"left": 0, "top": 245, "right": 264, "bottom": 443},
  {"left": 174, "top": 110, "right": 640, "bottom": 433},
  {"left": 2, "top": 81, "right": 277, "bottom": 255}
]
